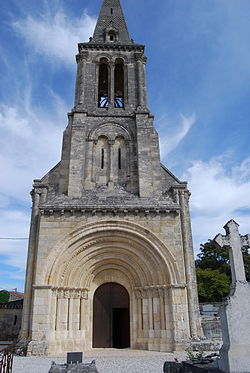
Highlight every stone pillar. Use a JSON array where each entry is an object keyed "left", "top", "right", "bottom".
[
  {"left": 61, "top": 298, "right": 69, "bottom": 331},
  {"left": 109, "top": 140, "right": 115, "bottom": 185},
  {"left": 75, "top": 52, "right": 88, "bottom": 107},
  {"left": 135, "top": 114, "right": 154, "bottom": 197},
  {"left": 141, "top": 57, "right": 148, "bottom": 108},
  {"left": 163, "top": 288, "right": 173, "bottom": 352},
  {"left": 80, "top": 298, "right": 85, "bottom": 330},
  {"left": 142, "top": 297, "right": 149, "bottom": 331},
  {"left": 20, "top": 183, "right": 47, "bottom": 342},
  {"left": 68, "top": 113, "right": 87, "bottom": 198},
  {"left": 179, "top": 188, "right": 203, "bottom": 340},
  {"left": 148, "top": 292, "right": 153, "bottom": 331},
  {"left": 135, "top": 53, "right": 148, "bottom": 108},
  {"left": 72, "top": 299, "right": 80, "bottom": 331},
  {"left": 169, "top": 286, "right": 190, "bottom": 351},
  {"left": 50, "top": 292, "right": 57, "bottom": 333},
  {"left": 153, "top": 291, "right": 161, "bottom": 331},
  {"left": 68, "top": 298, "right": 74, "bottom": 331},
  {"left": 110, "top": 61, "right": 115, "bottom": 108},
  {"left": 137, "top": 296, "right": 143, "bottom": 331},
  {"left": 27, "top": 286, "right": 52, "bottom": 356}
]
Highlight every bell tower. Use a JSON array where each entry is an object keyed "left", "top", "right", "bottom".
[
  {"left": 21, "top": 0, "right": 203, "bottom": 356},
  {"left": 59, "top": 0, "right": 162, "bottom": 199}
]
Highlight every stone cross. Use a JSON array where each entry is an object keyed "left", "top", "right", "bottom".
[{"left": 214, "top": 219, "right": 250, "bottom": 286}]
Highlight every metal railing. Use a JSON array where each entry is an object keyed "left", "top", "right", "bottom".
[{"left": 0, "top": 345, "right": 14, "bottom": 373}]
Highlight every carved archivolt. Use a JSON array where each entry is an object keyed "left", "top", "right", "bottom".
[
  {"left": 88, "top": 122, "right": 131, "bottom": 142},
  {"left": 42, "top": 220, "right": 180, "bottom": 289}
]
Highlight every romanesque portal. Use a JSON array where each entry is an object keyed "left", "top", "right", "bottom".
[{"left": 20, "top": 0, "right": 202, "bottom": 356}]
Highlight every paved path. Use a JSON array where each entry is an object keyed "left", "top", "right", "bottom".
[{"left": 13, "top": 349, "right": 187, "bottom": 373}]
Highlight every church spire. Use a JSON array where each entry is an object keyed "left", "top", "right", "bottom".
[{"left": 92, "top": 0, "right": 132, "bottom": 44}]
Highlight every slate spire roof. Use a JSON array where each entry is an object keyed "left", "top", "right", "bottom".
[{"left": 92, "top": 0, "right": 132, "bottom": 44}]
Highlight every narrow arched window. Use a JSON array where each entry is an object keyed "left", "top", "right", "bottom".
[
  {"left": 114, "top": 58, "right": 124, "bottom": 108},
  {"left": 98, "top": 58, "right": 109, "bottom": 108},
  {"left": 101, "top": 148, "right": 105, "bottom": 169},
  {"left": 118, "top": 148, "right": 122, "bottom": 169}
]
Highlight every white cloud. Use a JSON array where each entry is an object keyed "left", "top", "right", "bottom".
[
  {"left": 12, "top": 11, "right": 96, "bottom": 66},
  {"left": 184, "top": 156, "right": 250, "bottom": 251},
  {"left": 0, "top": 209, "right": 30, "bottom": 271},
  {"left": 159, "top": 113, "right": 196, "bottom": 158},
  {"left": 0, "top": 94, "right": 66, "bottom": 203}
]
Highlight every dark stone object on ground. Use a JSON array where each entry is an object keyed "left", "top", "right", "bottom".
[
  {"left": 182, "top": 360, "right": 221, "bottom": 373},
  {"left": 163, "top": 361, "right": 183, "bottom": 373},
  {"left": 48, "top": 360, "right": 98, "bottom": 373}
]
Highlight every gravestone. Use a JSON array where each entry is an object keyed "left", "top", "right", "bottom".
[
  {"left": 214, "top": 220, "right": 250, "bottom": 373},
  {"left": 48, "top": 360, "right": 98, "bottom": 373}
]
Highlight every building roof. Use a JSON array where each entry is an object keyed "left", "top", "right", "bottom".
[
  {"left": 0, "top": 299, "right": 23, "bottom": 309},
  {"left": 92, "top": 0, "right": 131, "bottom": 44}
]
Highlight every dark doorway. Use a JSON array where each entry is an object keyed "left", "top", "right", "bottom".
[{"left": 93, "top": 283, "right": 130, "bottom": 348}]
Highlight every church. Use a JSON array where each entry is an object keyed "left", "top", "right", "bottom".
[{"left": 20, "top": 0, "right": 202, "bottom": 356}]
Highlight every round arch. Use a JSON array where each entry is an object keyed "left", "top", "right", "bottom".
[
  {"left": 42, "top": 220, "right": 181, "bottom": 288},
  {"left": 88, "top": 122, "right": 132, "bottom": 142}
]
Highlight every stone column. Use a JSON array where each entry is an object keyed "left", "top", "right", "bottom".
[
  {"left": 135, "top": 53, "right": 148, "bottom": 109},
  {"left": 110, "top": 61, "right": 115, "bottom": 108},
  {"left": 50, "top": 292, "right": 57, "bottom": 333},
  {"left": 137, "top": 296, "right": 143, "bottom": 331},
  {"left": 142, "top": 296, "right": 149, "bottom": 331},
  {"left": 72, "top": 298, "right": 80, "bottom": 331},
  {"left": 159, "top": 289, "right": 166, "bottom": 331},
  {"left": 68, "top": 298, "right": 74, "bottom": 331},
  {"left": 27, "top": 286, "right": 52, "bottom": 356},
  {"left": 56, "top": 297, "right": 68, "bottom": 331},
  {"left": 148, "top": 291, "right": 154, "bottom": 330},
  {"left": 141, "top": 56, "right": 148, "bottom": 108},
  {"left": 153, "top": 291, "right": 161, "bottom": 331},
  {"left": 80, "top": 298, "right": 85, "bottom": 330},
  {"left": 74, "top": 52, "right": 88, "bottom": 107},
  {"left": 109, "top": 140, "right": 115, "bottom": 185},
  {"left": 68, "top": 113, "right": 87, "bottom": 198},
  {"left": 20, "top": 183, "right": 47, "bottom": 342},
  {"left": 179, "top": 189, "right": 202, "bottom": 339}
]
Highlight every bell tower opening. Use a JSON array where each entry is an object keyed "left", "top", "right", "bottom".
[
  {"left": 114, "top": 58, "right": 125, "bottom": 108},
  {"left": 98, "top": 58, "right": 109, "bottom": 108},
  {"left": 93, "top": 283, "right": 130, "bottom": 348}
]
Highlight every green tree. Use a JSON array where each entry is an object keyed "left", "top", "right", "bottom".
[
  {"left": 0, "top": 290, "right": 10, "bottom": 303},
  {"left": 196, "top": 268, "right": 230, "bottom": 303},
  {"left": 195, "top": 240, "right": 250, "bottom": 302},
  {"left": 196, "top": 240, "right": 250, "bottom": 281}
]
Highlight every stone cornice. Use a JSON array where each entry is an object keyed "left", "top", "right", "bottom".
[
  {"left": 78, "top": 42, "right": 145, "bottom": 53},
  {"left": 39, "top": 205, "right": 180, "bottom": 217}
]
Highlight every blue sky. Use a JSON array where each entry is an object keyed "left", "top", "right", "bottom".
[{"left": 0, "top": 0, "right": 250, "bottom": 292}]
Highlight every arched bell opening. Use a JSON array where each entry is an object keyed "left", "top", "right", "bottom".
[
  {"left": 93, "top": 282, "right": 130, "bottom": 348},
  {"left": 98, "top": 58, "right": 109, "bottom": 108},
  {"left": 114, "top": 58, "right": 125, "bottom": 108}
]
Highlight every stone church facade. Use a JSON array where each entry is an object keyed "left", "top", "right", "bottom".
[{"left": 20, "top": 0, "right": 202, "bottom": 356}]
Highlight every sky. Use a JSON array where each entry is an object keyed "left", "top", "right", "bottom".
[{"left": 0, "top": 0, "right": 250, "bottom": 292}]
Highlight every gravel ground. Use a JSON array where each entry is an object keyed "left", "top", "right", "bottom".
[{"left": 13, "top": 349, "right": 187, "bottom": 373}]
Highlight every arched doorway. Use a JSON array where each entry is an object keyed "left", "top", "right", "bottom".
[{"left": 93, "top": 283, "right": 130, "bottom": 348}]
